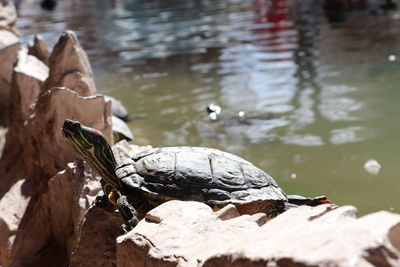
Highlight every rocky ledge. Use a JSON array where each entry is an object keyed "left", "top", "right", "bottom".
[
  {"left": 117, "top": 201, "right": 400, "bottom": 267},
  {"left": 0, "top": 1, "right": 399, "bottom": 266}
]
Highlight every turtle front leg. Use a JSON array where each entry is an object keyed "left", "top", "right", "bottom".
[
  {"left": 96, "top": 180, "right": 138, "bottom": 233},
  {"left": 117, "top": 195, "right": 139, "bottom": 233},
  {"left": 95, "top": 179, "right": 115, "bottom": 208}
]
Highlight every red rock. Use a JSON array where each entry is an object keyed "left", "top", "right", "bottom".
[
  {"left": 0, "top": 87, "right": 112, "bottom": 197},
  {"left": 116, "top": 201, "right": 400, "bottom": 267},
  {"left": 24, "top": 88, "right": 112, "bottom": 176},
  {"left": 0, "top": 179, "right": 31, "bottom": 266},
  {"left": 10, "top": 49, "right": 49, "bottom": 123},
  {"left": 0, "top": 30, "right": 19, "bottom": 80},
  {"left": 28, "top": 34, "right": 50, "bottom": 66},
  {"left": 0, "top": 29, "right": 20, "bottom": 125},
  {"left": 42, "top": 30, "right": 96, "bottom": 96},
  {"left": 69, "top": 200, "right": 122, "bottom": 267},
  {"left": 0, "top": 27, "right": 115, "bottom": 266},
  {"left": 0, "top": 161, "right": 105, "bottom": 267},
  {"left": 0, "top": 0, "right": 18, "bottom": 35},
  {"left": 0, "top": 127, "right": 6, "bottom": 156}
]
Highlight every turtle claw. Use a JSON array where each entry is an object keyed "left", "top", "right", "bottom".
[
  {"left": 120, "top": 218, "right": 139, "bottom": 234},
  {"left": 116, "top": 195, "right": 139, "bottom": 234},
  {"left": 120, "top": 224, "right": 131, "bottom": 234}
]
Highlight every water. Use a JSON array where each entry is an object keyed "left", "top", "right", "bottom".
[{"left": 16, "top": 0, "right": 400, "bottom": 214}]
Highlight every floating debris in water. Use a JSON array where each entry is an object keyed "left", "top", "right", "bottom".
[
  {"left": 208, "top": 112, "right": 218, "bottom": 121},
  {"left": 363, "top": 159, "right": 381, "bottom": 175},
  {"left": 206, "top": 103, "right": 221, "bottom": 115},
  {"left": 206, "top": 104, "right": 222, "bottom": 121},
  {"left": 388, "top": 54, "right": 396, "bottom": 61}
]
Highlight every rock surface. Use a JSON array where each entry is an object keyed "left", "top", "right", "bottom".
[
  {"left": 0, "top": 28, "right": 115, "bottom": 266},
  {"left": 0, "top": 0, "right": 19, "bottom": 126},
  {"left": 10, "top": 49, "right": 49, "bottom": 123},
  {"left": 0, "top": 87, "right": 113, "bottom": 266},
  {"left": 0, "top": 87, "right": 112, "bottom": 194},
  {"left": 0, "top": 0, "right": 18, "bottom": 35},
  {"left": 42, "top": 30, "right": 97, "bottom": 96},
  {"left": 0, "top": 127, "right": 6, "bottom": 156},
  {"left": 0, "top": 29, "right": 20, "bottom": 125},
  {"left": 116, "top": 201, "right": 400, "bottom": 267},
  {"left": 104, "top": 95, "right": 130, "bottom": 121},
  {"left": 28, "top": 34, "right": 50, "bottom": 66}
]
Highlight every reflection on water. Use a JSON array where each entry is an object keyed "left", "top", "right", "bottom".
[{"left": 16, "top": 0, "right": 400, "bottom": 214}]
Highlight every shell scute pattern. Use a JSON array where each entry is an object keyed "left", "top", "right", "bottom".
[
  {"left": 209, "top": 154, "right": 248, "bottom": 190},
  {"left": 241, "top": 164, "right": 276, "bottom": 188},
  {"left": 135, "top": 151, "right": 175, "bottom": 183},
  {"left": 175, "top": 151, "right": 213, "bottom": 187},
  {"left": 121, "top": 147, "right": 287, "bottom": 204}
]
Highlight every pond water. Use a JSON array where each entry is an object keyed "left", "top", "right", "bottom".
[{"left": 16, "top": 0, "right": 400, "bottom": 214}]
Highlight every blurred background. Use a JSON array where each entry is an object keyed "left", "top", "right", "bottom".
[{"left": 14, "top": 0, "right": 400, "bottom": 214}]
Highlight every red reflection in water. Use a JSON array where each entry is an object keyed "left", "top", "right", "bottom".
[{"left": 253, "top": 0, "right": 291, "bottom": 58}]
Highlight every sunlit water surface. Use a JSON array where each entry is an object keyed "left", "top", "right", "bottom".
[{"left": 16, "top": 0, "right": 400, "bottom": 214}]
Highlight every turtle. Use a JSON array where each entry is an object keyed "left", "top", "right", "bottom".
[{"left": 62, "top": 119, "right": 330, "bottom": 232}]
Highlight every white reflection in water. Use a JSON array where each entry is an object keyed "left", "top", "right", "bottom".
[
  {"left": 220, "top": 72, "right": 297, "bottom": 112},
  {"left": 289, "top": 88, "right": 315, "bottom": 131},
  {"left": 319, "top": 85, "right": 362, "bottom": 122},
  {"left": 215, "top": 57, "right": 364, "bottom": 146},
  {"left": 202, "top": 3, "right": 366, "bottom": 147},
  {"left": 281, "top": 134, "right": 324, "bottom": 146},
  {"left": 16, "top": 0, "right": 367, "bottom": 148},
  {"left": 330, "top": 126, "right": 363, "bottom": 145}
]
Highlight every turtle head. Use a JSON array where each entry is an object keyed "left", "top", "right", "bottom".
[{"left": 62, "top": 119, "right": 119, "bottom": 187}]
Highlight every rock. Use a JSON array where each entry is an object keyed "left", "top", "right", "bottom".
[
  {"left": 42, "top": 30, "right": 96, "bottom": 96},
  {"left": 104, "top": 95, "right": 130, "bottom": 121},
  {"left": 102, "top": 95, "right": 133, "bottom": 141},
  {"left": 112, "top": 115, "right": 134, "bottom": 142},
  {"left": 69, "top": 201, "right": 122, "bottom": 267},
  {"left": 24, "top": 87, "right": 112, "bottom": 179},
  {"left": 0, "top": 86, "right": 113, "bottom": 265},
  {"left": 10, "top": 49, "right": 49, "bottom": 123},
  {"left": 0, "top": 161, "right": 103, "bottom": 267},
  {"left": 0, "top": 127, "right": 6, "bottom": 156},
  {"left": 116, "top": 201, "right": 400, "bottom": 267},
  {"left": 0, "top": 179, "right": 31, "bottom": 266},
  {"left": 364, "top": 158, "right": 381, "bottom": 176},
  {"left": 0, "top": 30, "right": 19, "bottom": 83},
  {"left": 27, "top": 34, "right": 50, "bottom": 66},
  {"left": 0, "top": 87, "right": 112, "bottom": 198},
  {"left": 0, "top": 29, "right": 20, "bottom": 125},
  {"left": 0, "top": 0, "right": 18, "bottom": 35},
  {"left": 0, "top": 28, "right": 115, "bottom": 266}
]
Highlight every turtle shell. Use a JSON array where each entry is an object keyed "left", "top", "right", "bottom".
[{"left": 116, "top": 146, "right": 287, "bottom": 215}]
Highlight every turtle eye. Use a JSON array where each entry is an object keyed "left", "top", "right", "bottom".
[{"left": 72, "top": 122, "right": 81, "bottom": 130}]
